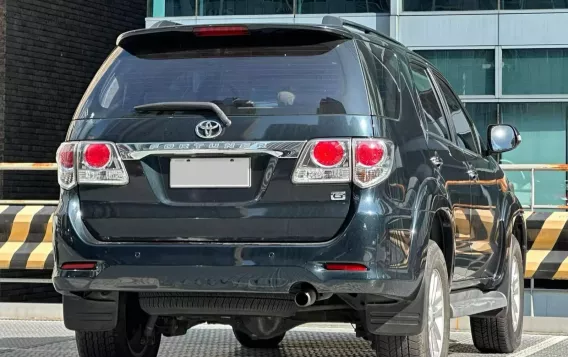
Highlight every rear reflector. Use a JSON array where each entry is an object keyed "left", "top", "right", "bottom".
[
  {"left": 61, "top": 262, "right": 97, "bottom": 270},
  {"left": 324, "top": 263, "right": 368, "bottom": 272},
  {"left": 193, "top": 26, "right": 249, "bottom": 37}
]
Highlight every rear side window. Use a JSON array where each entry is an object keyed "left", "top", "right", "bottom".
[
  {"left": 357, "top": 41, "right": 402, "bottom": 119},
  {"left": 74, "top": 36, "right": 371, "bottom": 119},
  {"left": 433, "top": 75, "right": 481, "bottom": 154},
  {"left": 409, "top": 64, "right": 451, "bottom": 140}
]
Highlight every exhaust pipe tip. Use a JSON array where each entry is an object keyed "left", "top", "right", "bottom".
[{"left": 295, "top": 289, "right": 317, "bottom": 307}]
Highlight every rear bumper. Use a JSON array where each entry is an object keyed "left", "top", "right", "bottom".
[
  {"left": 53, "top": 192, "right": 424, "bottom": 300},
  {"left": 53, "top": 263, "right": 419, "bottom": 296},
  {"left": 54, "top": 191, "right": 429, "bottom": 335}
]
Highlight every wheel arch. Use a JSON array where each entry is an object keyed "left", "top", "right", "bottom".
[{"left": 408, "top": 183, "right": 456, "bottom": 284}]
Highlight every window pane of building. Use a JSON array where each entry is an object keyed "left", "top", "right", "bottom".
[
  {"left": 165, "top": 0, "right": 196, "bottom": 16},
  {"left": 464, "top": 103, "right": 498, "bottom": 148},
  {"left": 502, "top": 0, "right": 568, "bottom": 9},
  {"left": 501, "top": 103, "right": 567, "bottom": 208},
  {"left": 415, "top": 50, "right": 495, "bottom": 95},
  {"left": 298, "top": 0, "right": 389, "bottom": 14},
  {"left": 404, "top": 0, "right": 497, "bottom": 11},
  {"left": 502, "top": 49, "right": 568, "bottom": 95},
  {"left": 197, "top": 0, "right": 293, "bottom": 16}
]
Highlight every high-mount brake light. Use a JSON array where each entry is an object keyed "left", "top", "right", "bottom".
[
  {"left": 56, "top": 141, "right": 129, "bottom": 190},
  {"left": 193, "top": 26, "right": 249, "bottom": 37},
  {"left": 292, "top": 138, "right": 394, "bottom": 187}
]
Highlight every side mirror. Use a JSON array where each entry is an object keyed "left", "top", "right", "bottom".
[{"left": 487, "top": 124, "right": 521, "bottom": 154}]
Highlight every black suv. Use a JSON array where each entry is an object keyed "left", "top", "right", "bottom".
[{"left": 53, "top": 16, "right": 526, "bottom": 357}]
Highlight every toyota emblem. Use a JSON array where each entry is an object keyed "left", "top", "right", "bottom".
[{"left": 195, "top": 120, "right": 223, "bottom": 139}]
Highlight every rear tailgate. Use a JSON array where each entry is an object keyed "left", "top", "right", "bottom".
[{"left": 66, "top": 25, "right": 383, "bottom": 243}]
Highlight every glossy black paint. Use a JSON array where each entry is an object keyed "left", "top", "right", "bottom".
[
  {"left": 72, "top": 115, "right": 372, "bottom": 242},
  {"left": 54, "top": 23, "right": 526, "bottom": 332}
]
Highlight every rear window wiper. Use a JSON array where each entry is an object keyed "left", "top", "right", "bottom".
[{"left": 134, "top": 102, "right": 231, "bottom": 126}]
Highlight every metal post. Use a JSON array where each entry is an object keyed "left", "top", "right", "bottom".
[
  {"left": 530, "top": 278, "right": 535, "bottom": 317},
  {"left": 530, "top": 168, "right": 535, "bottom": 210}
]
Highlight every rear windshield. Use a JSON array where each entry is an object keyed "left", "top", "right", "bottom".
[{"left": 74, "top": 37, "right": 372, "bottom": 119}]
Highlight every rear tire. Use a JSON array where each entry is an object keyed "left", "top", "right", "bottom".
[
  {"left": 470, "top": 237, "right": 524, "bottom": 353},
  {"left": 374, "top": 241, "right": 450, "bottom": 357},
  {"left": 233, "top": 328, "right": 285, "bottom": 349},
  {"left": 76, "top": 296, "right": 161, "bottom": 357}
]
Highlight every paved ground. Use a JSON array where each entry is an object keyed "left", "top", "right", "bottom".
[{"left": 0, "top": 320, "right": 566, "bottom": 357}]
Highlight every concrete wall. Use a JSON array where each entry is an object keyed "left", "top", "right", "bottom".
[{"left": 0, "top": 0, "right": 147, "bottom": 200}]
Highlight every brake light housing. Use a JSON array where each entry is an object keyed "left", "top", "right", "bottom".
[
  {"left": 353, "top": 139, "right": 394, "bottom": 188},
  {"left": 56, "top": 141, "right": 129, "bottom": 190},
  {"left": 292, "top": 138, "right": 394, "bottom": 188},
  {"left": 193, "top": 25, "right": 249, "bottom": 37},
  {"left": 292, "top": 138, "right": 351, "bottom": 184}
]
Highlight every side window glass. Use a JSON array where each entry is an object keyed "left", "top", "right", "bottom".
[
  {"left": 409, "top": 64, "right": 451, "bottom": 140},
  {"left": 434, "top": 76, "right": 480, "bottom": 154},
  {"left": 367, "top": 43, "right": 402, "bottom": 119}
]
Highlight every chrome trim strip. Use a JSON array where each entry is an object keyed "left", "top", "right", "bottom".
[{"left": 117, "top": 141, "right": 307, "bottom": 160}]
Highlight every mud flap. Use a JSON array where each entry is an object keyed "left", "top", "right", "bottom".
[{"left": 63, "top": 292, "right": 119, "bottom": 331}]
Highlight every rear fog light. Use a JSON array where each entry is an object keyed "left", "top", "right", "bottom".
[
  {"left": 324, "top": 263, "right": 368, "bottom": 271},
  {"left": 61, "top": 262, "right": 97, "bottom": 270}
]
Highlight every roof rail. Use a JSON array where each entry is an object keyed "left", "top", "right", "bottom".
[
  {"left": 321, "top": 15, "right": 404, "bottom": 46},
  {"left": 150, "top": 20, "right": 182, "bottom": 28}
]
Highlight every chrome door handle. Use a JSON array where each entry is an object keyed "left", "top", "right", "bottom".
[
  {"left": 430, "top": 156, "right": 443, "bottom": 168},
  {"left": 468, "top": 169, "right": 479, "bottom": 181}
]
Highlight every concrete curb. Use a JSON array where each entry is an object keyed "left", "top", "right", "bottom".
[
  {"left": 1, "top": 303, "right": 567, "bottom": 335},
  {"left": 0, "top": 303, "right": 63, "bottom": 321}
]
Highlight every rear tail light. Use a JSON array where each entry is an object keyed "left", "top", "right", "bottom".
[
  {"left": 84, "top": 144, "right": 111, "bottom": 169},
  {"left": 292, "top": 138, "right": 394, "bottom": 188},
  {"left": 193, "top": 25, "right": 249, "bottom": 37},
  {"left": 292, "top": 139, "right": 351, "bottom": 184},
  {"left": 311, "top": 141, "right": 346, "bottom": 167},
  {"left": 56, "top": 141, "right": 129, "bottom": 190},
  {"left": 353, "top": 139, "right": 394, "bottom": 188},
  {"left": 56, "top": 143, "right": 77, "bottom": 190}
]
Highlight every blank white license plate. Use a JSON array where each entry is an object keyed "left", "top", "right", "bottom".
[{"left": 170, "top": 158, "right": 251, "bottom": 188}]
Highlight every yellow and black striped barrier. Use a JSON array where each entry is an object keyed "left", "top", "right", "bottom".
[
  {"left": 0, "top": 205, "right": 55, "bottom": 270},
  {"left": 0, "top": 205, "right": 567, "bottom": 281},
  {"left": 525, "top": 211, "right": 568, "bottom": 280}
]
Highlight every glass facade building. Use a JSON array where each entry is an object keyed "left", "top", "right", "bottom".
[{"left": 147, "top": 0, "right": 568, "bottom": 208}]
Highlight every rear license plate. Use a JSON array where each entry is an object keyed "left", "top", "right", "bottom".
[{"left": 170, "top": 158, "right": 251, "bottom": 188}]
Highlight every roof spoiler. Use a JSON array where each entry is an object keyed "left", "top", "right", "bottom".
[{"left": 117, "top": 18, "right": 377, "bottom": 48}]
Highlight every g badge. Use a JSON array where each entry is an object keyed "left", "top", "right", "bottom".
[{"left": 331, "top": 191, "right": 346, "bottom": 201}]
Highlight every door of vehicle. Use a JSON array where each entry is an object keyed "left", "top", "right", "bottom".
[
  {"left": 432, "top": 74, "right": 501, "bottom": 279},
  {"left": 409, "top": 62, "right": 473, "bottom": 281}
]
